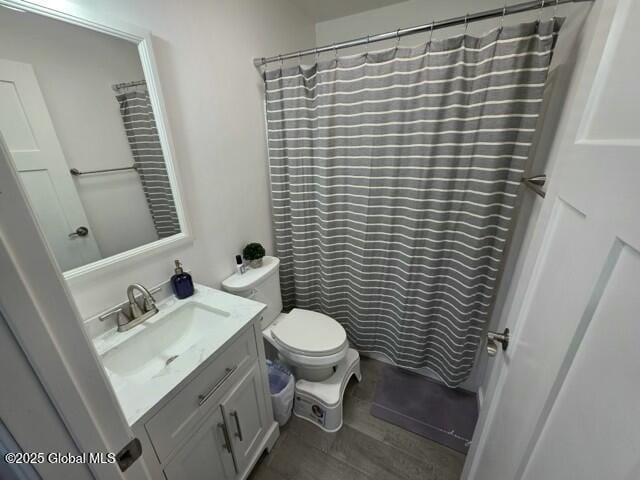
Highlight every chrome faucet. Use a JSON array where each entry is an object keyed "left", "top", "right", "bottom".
[
  {"left": 97, "top": 283, "right": 160, "bottom": 332},
  {"left": 113, "top": 283, "right": 158, "bottom": 332},
  {"left": 127, "top": 283, "right": 157, "bottom": 319}
]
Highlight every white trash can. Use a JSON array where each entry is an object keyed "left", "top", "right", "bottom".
[{"left": 267, "top": 360, "right": 295, "bottom": 426}]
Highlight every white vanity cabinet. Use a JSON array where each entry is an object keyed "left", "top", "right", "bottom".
[
  {"left": 131, "top": 316, "right": 279, "bottom": 480},
  {"left": 163, "top": 407, "right": 236, "bottom": 480},
  {"left": 220, "top": 363, "right": 269, "bottom": 474}
]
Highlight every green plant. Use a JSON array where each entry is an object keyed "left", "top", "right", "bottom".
[{"left": 243, "top": 242, "right": 265, "bottom": 261}]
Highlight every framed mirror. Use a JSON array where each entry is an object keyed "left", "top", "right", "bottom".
[{"left": 0, "top": 1, "right": 190, "bottom": 280}]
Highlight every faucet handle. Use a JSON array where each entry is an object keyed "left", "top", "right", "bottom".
[
  {"left": 129, "top": 299, "right": 144, "bottom": 318},
  {"left": 98, "top": 307, "right": 131, "bottom": 327},
  {"left": 99, "top": 307, "right": 123, "bottom": 323},
  {"left": 142, "top": 286, "right": 162, "bottom": 311},
  {"left": 143, "top": 293, "right": 157, "bottom": 312}
]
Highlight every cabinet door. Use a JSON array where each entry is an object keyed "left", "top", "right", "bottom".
[
  {"left": 164, "top": 407, "right": 236, "bottom": 480},
  {"left": 221, "top": 363, "right": 268, "bottom": 474}
]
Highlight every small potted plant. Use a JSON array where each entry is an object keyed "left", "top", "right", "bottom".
[{"left": 243, "top": 242, "right": 266, "bottom": 268}]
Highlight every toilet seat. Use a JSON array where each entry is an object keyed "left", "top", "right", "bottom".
[
  {"left": 264, "top": 309, "right": 349, "bottom": 370},
  {"left": 221, "top": 256, "right": 352, "bottom": 382},
  {"left": 271, "top": 309, "right": 348, "bottom": 357}
]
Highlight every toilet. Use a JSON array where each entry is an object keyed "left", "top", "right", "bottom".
[
  {"left": 222, "top": 256, "right": 361, "bottom": 431},
  {"left": 222, "top": 256, "right": 353, "bottom": 381},
  {"left": 266, "top": 307, "right": 349, "bottom": 381}
]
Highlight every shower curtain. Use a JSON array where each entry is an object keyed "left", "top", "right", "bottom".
[
  {"left": 115, "top": 85, "right": 181, "bottom": 239},
  {"left": 265, "top": 19, "right": 561, "bottom": 386}
]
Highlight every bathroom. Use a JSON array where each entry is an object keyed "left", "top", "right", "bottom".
[{"left": 0, "top": 0, "right": 638, "bottom": 479}]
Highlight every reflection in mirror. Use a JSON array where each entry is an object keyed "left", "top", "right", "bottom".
[{"left": 0, "top": 7, "right": 181, "bottom": 272}]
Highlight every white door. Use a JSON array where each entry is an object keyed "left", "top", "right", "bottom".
[
  {"left": 0, "top": 58, "right": 101, "bottom": 271},
  {"left": 163, "top": 408, "right": 236, "bottom": 480},
  {"left": 0, "top": 137, "right": 150, "bottom": 479},
  {"left": 0, "top": 309, "right": 93, "bottom": 480},
  {"left": 464, "top": 0, "right": 640, "bottom": 478}
]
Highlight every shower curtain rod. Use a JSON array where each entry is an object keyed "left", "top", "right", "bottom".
[
  {"left": 112, "top": 80, "right": 146, "bottom": 92},
  {"left": 253, "top": 0, "right": 592, "bottom": 67}
]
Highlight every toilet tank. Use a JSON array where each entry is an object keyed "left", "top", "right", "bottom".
[{"left": 221, "top": 256, "right": 283, "bottom": 329}]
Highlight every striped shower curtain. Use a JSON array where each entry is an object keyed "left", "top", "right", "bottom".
[
  {"left": 116, "top": 87, "right": 181, "bottom": 239},
  {"left": 265, "top": 20, "right": 561, "bottom": 386}
]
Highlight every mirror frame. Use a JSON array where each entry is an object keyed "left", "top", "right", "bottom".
[{"left": 0, "top": 0, "right": 192, "bottom": 280}]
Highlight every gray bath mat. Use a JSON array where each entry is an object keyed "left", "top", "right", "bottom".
[{"left": 370, "top": 363, "right": 478, "bottom": 453}]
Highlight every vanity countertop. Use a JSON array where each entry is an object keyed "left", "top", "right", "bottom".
[{"left": 92, "top": 283, "right": 265, "bottom": 426}]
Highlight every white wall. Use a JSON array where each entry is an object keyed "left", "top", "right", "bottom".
[
  {"left": 0, "top": 9, "right": 159, "bottom": 259},
  {"left": 315, "top": 0, "right": 575, "bottom": 50},
  {"left": 32, "top": 0, "right": 316, "bottom": 321},
  {"left": 314, "top": 0, "right": 587, "bottom": 392}
]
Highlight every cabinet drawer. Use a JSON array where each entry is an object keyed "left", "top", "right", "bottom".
[{"left": 146, "top": 326, "right": 257, "bottom": 462}]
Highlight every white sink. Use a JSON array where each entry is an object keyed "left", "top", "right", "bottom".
[
  {"left": 92, "top": 285, "right": 266, "bottom": 426},
  {"left": 101, "top": 301, "right": 231, "bottom": 384}
]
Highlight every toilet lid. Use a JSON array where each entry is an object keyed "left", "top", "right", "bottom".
[{"left": 271, "top": 309, "right": 347, "bottom": 357}]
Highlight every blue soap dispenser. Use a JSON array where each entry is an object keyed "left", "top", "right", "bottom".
[{"left": 171, "top": 259, "right": 194, "bottom": 299}]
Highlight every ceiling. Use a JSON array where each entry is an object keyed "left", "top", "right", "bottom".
[{"left": 291, "top": 0, "right": 409, "bottom": 22}]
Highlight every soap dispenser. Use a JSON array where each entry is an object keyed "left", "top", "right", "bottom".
[{"left": 171, "top": 260, "right": 194, "bottom": 299}]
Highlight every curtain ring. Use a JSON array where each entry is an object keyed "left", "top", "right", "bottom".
[
  {"left": 364, "top": 35, "right": 371, "bottom": 64},
  {"left": 464, "top": 13, "right": 469, "bottom": 34},
  {"left": 333, "top": 43, "right": 338, "bottom": 60},
  {"left": 278, "top": 54, "right": 283, "bottom": 67},
  {"left": 395, "top": 28, "right": 401, "bottom": 48},
  {"left": 538, "top": 0, "right": 546, "bottom": 23},
  {"left": 500, "top": 2, "right": 507, "bottom": 31},
  {"left": 314, "top": 47, "right": 319, "bottom": 64},
  {"left": 429, "top": 20, "right": 435, "bottom": 45},
  {"left": 553, "top": 0, "right": 559, "bottom": 19}
]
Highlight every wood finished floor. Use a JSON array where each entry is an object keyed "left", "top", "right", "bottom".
[{"left": 249, "top": 357, "right": 465, "bottom": 480}]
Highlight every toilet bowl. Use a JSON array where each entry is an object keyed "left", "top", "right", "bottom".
[
  {"left": 221, "top": 256, "right": 349, "bottom": 382},
  {"left": 265, "top": 308, "right": 349, "bottom": 381}
]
